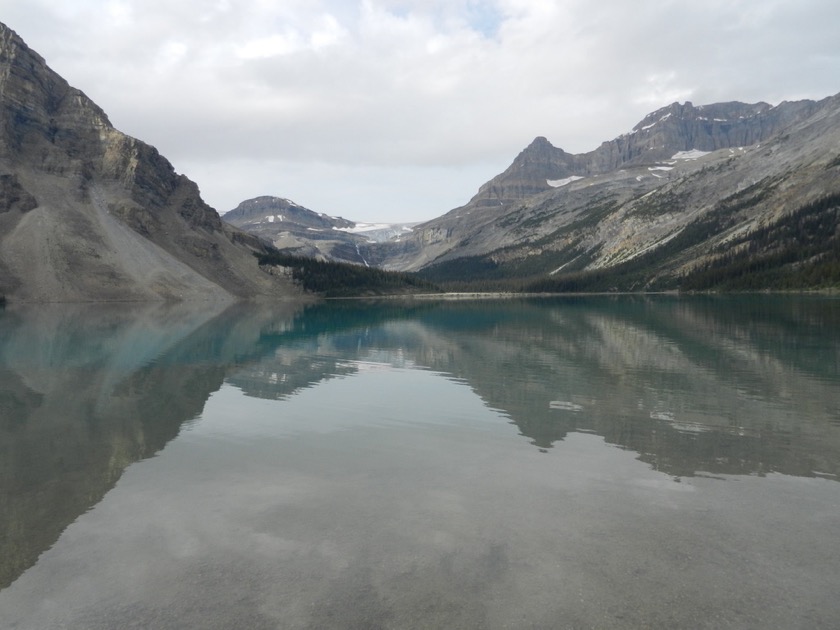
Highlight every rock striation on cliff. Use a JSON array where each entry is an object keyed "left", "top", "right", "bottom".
[
  {"left": 464, "top": 100, "right": 823, "bottom": 212},
  {"left": 0, "top": 22, "right": 302, "bottom": 303}
]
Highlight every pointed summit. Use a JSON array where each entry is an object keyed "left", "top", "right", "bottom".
[
  {"left": 526, "top": 136, "right": 555, "bottom": 149},
  {"left": 462, "top": 137, "right": 579, "bottom": 210}
]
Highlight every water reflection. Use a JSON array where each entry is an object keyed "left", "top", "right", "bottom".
[
  {"left": 1, "top": 295, "right": 838, "bottom": 593},
  {"left": 227, "top": 296, "right": 840, "bottom": 480},
  {"left": 0, "top": 300, "right": 306, "bottom": 588}
]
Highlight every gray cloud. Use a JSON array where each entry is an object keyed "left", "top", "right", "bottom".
[{"left": 2, "top": 0, "right": 838, "bottom": 220}]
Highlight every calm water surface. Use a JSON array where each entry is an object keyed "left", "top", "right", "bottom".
[{"left": 1, "top": 296, "right": 839, "bottom": 629}]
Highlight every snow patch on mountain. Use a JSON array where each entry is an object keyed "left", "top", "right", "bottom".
[
  {"left": 334, "top": 222, "right": 418, "bottom": 243},
  {"left": 671, "top": 149, "right": 711, "bottom": 160},
  {"left": 547, "top": 175, "right": 584, "bottom": 188}
]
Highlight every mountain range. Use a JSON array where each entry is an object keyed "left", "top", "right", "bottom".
[
  {"left": 375, "top": 95, "right": 840, "bottom": 290},
  {"left": 1, "top": 18, "right": 838, "bottom": 300},
  {"left": 226, "top": 96, "right": 840, "bottom": 291}
]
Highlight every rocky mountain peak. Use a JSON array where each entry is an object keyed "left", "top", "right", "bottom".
[
  {"left": 460, "top": 136, "right": 578, "bottom": 211},
  {"left": 448, "top": 97, "right": 822, "bottom": 219},
  {"left": 625, "top": 99, "right": 808, "bottom": 152},
  {"left": 523, "top": 135, "right": 556, "bottom": 151},
  {"left": 0, "top": 20, "right": 302, "bottom": 302},
  {"left": 0, "top": 23, "right": 113, "bottom": 166},
  {"left": 632, "top": 100, "right": 775, "bottom": 132},
  {"left": 225, "top": 195, "right": 353, "bottom": 231},
  {"left": 514, "top": 136, "right": 569, "bottom": 168}
]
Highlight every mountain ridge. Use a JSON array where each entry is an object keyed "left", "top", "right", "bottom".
[
  {"left": 223, "top": 195, "right": 417, "bottom": 265},
  {"left": 0, "top": 22, "right": 304, "bottom": 303},
  {"left": 440, "top": 98, "right": 825, "bottom": 218},
  {"left": 235, "top": 93, "right": 838, "bottom": 291},
  {"left": 360, "top": 92, "right": 840, "bottom": 289}
]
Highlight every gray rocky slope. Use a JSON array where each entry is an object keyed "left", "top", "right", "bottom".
[
  {"left": 365, "top": 95, "right": 840, "bottom": 283},
  {"left": 0, "top": 23, "right": 303, "bottom": 303}
]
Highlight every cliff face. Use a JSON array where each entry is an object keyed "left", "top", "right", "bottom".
[
  {"left": 594, "top": 100, "right": 821, "bottom": 168},
  {"left": 0, "top": 22, "right": 303, "bottom": 303},
  {"left": 467, "top": 137, "right": 580, "bottom": 209},
  {"left": 460, "top": 100, "right": 821, "bottom": 214}
]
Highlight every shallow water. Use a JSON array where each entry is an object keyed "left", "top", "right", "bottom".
[{"left": 1, "top": 295, "right": 839, "bottom": 628}]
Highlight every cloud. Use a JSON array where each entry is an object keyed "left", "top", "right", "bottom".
[{"left": 2, "top": 0, "right": 839, "bottom": 220}]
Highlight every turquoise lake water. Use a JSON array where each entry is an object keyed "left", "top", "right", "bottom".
[{"left": 1, "top": 295, "right": 839, "bottom": 628}]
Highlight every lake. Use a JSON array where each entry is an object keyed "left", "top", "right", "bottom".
[{"left": 1, "top": 295, "right": 839, "bottom": 629}]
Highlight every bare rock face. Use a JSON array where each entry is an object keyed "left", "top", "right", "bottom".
[
  {"left": 0, "top": 174, "right": 36, "bottom": 213},
  {"left": 0, "top": 22, "right": 303, "bottom": 303},
  {"left": 468, "top": 137, "right": 580, "bottom": 209},
  {"left": 594, "top": 100, "right": 822, "bottom": 168},
  {"left": 461, "top": 100, "right": 822, "bottom": 215}
]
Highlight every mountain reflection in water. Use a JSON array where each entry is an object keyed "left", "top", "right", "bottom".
[
  {"left": 1, "top": 295, "right": 838, "bottom": 627},
  {"left": 229, "top": 295, "right": 840, "bottom": 478},
  {"left": 0, "top": 300, "right": 306, "bottom": 588}
]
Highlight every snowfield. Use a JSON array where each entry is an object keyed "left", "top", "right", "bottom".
[
  {"left": 671, "top": 149, "right": 711, "bottom": 160},
  {"left": 547, "top": 175, "right": 584, "bottom": 188}
]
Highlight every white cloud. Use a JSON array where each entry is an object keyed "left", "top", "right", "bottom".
[
  {"left": 236, "top": 33, "right": 304, "bottom": 59},
  {"left": 105, "top": 0, "right": 133, "bottom": 26},
  {"left": 1, "top": 0, "right": 839, "bottom": 221}
]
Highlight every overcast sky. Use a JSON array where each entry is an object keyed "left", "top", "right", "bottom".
[{"left": 2, "top": 1, "right": 839, "bottom": 222}]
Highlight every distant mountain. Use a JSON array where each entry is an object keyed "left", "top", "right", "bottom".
[
  {"left": 223, "top": 196, "right": 416, "bottom": 266},
  {"left": 461, "top": 100, "right": 821, "bottom": 212},
  {"left": 0, "top": 23, "right": 303, "bottom": 303},
  {"left": 222, "top": 94, "right": 840, "bottom": 291},
  {"left": 225, "top": 196, "right": 356, "bottom": 231},
  {"left": 369, "top": 94, "right": 840, "bottom": 290}
]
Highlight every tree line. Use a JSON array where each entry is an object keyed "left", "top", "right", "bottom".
[{"left": 255, "top": 251, "right": 441, "bottom": 297}]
